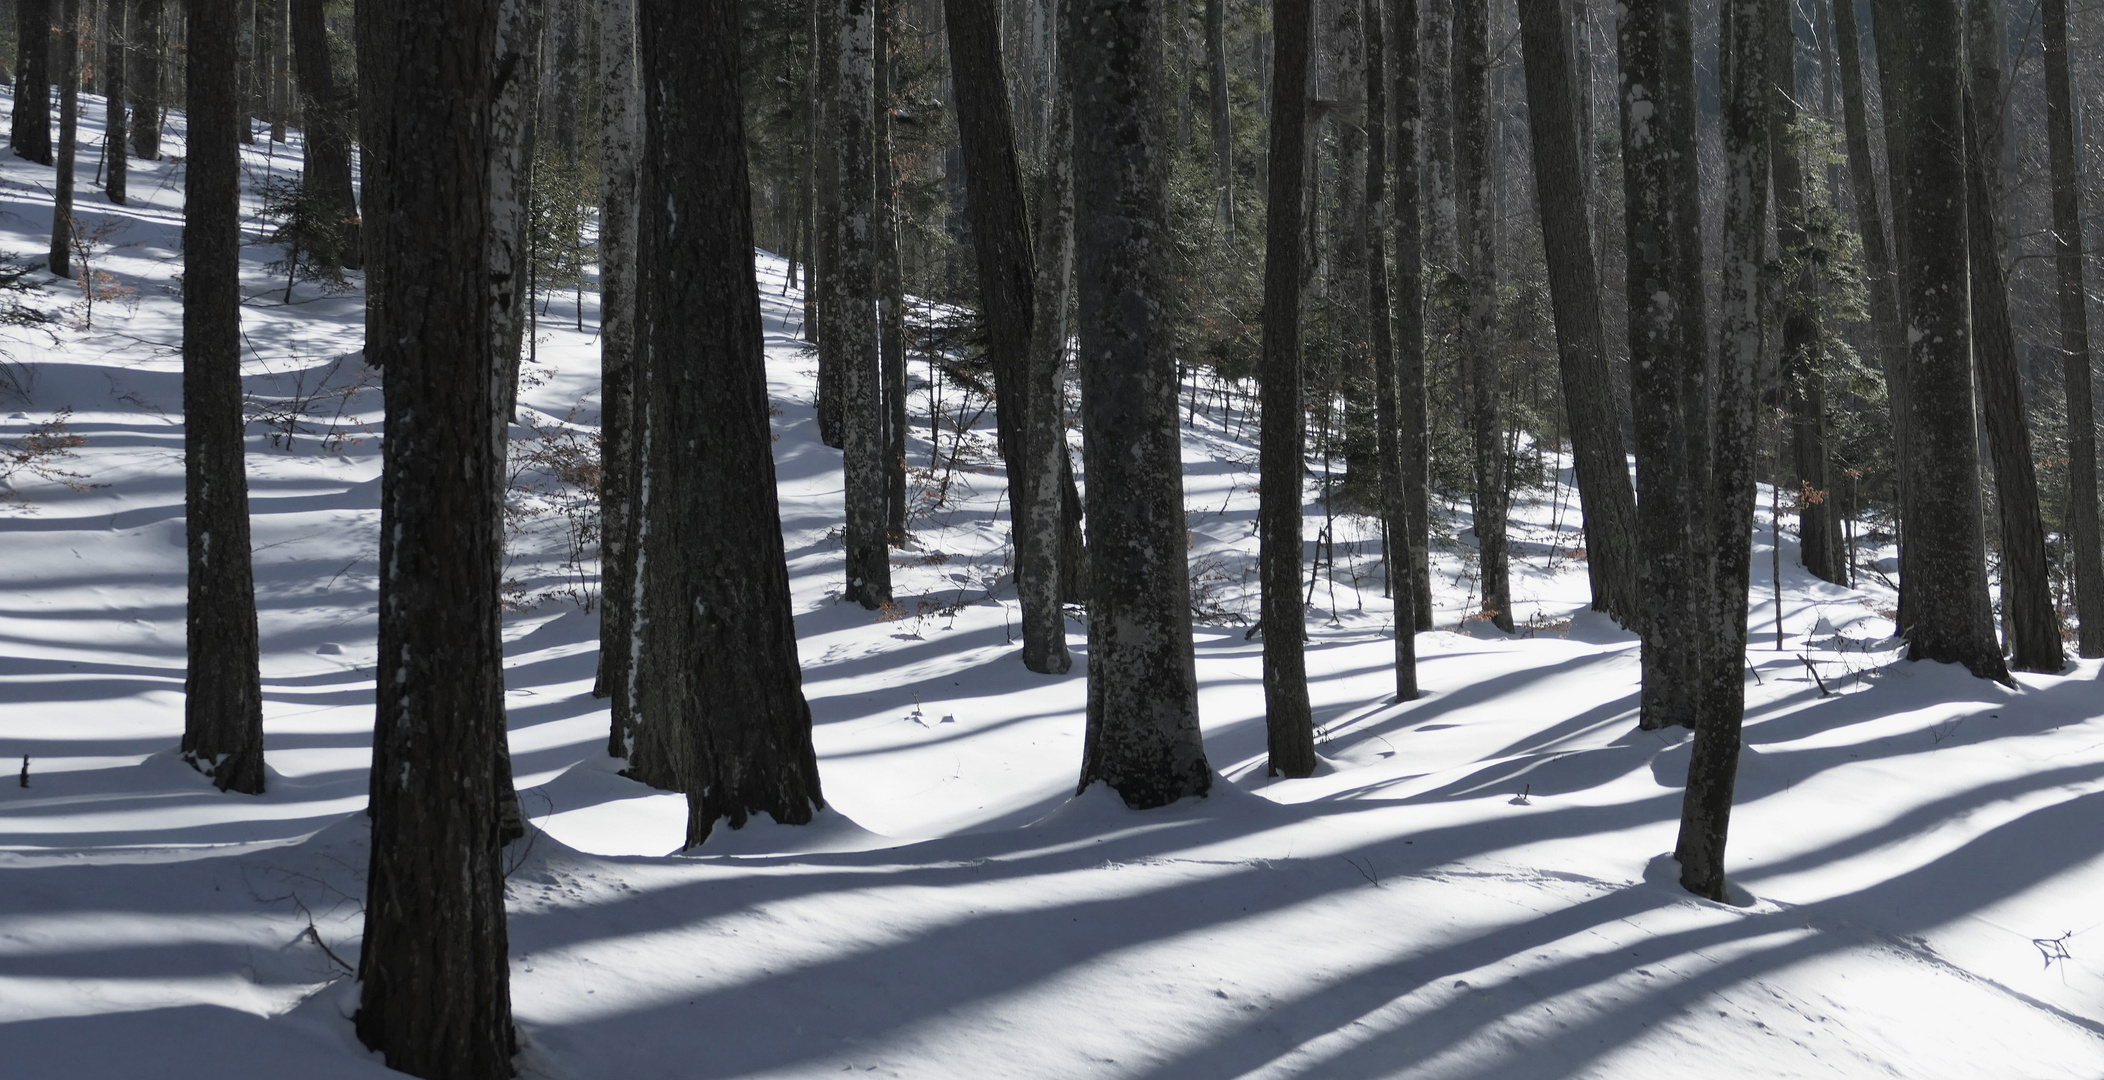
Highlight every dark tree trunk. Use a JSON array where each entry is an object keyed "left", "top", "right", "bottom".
[
  {"left": 838, "top": 0, "right": 890, "bottom": 610},
  {"left": 1515, "top": 0, "right": 1640, "bottom": 625},
  {"left": 1962, "top": 1, "right": 2059, "bottom": 674},
  {"left": 353, "top": 0, "right": 515, "bottom": 1074},
  {"left": 355, "top": 0, "right": 393, "bottom": 358},
  {"left": 1258, "top": 0, "right": 1315, "bottom": 778},
  {"left": 595, "top": 0, "right": 640, "bottom": 754},
  {"left": 1393, "top": 0, "right": 1431, "bottom": 632},
  {"left": 289, "top": 0, "right": 360, "bottom": 266},
  {"left": 129, "top": 0, "right": 162, "bottom": 160},
  {"left": 814, "top": 0, "right": 843, "bottom": 446},
  {"left": 877, "top": 0, "right": 909, "bottom": 548},
  {"left": 1368, "top": 0, "right": 1417, "bottom": 699},
  {"left": 945, "top": 0, "right": 1076, "bottom": 667},
  {"left": 1206, "top": 0, "right": 1232, "bottom": 242},
  {"left": 1019, "top": 0, "right": 1075, "bottom": 675},
  {"left": 1769, "top": 11, "right": 1843, "bottom": 586},
  {"left": 1454, "top": 0, "right": 1506, "bottom": 631},
  {"left": 237, "top": 0, "right": 255, "bottom": 142},
  {"left": 1887, "top": 0, "right": 2008, "bottom": 683},
  {"left": 103, "top": 0, "right": 124, "bottom": 203},
  {"left": 1868, "top": 0, "right": 1915, "bottom": 634},
  {"left": 1420, "top": 0, "right": 1453, "bottom": 274},
  {"left": 1831, "top": 0, "right": 1905, "bottom": 589},
  {"left": 637, "top": 0, "right": 827, "bottom": 848},
  {"left": 180, "top": 0, "right": 265, "bottom": 797},
  {"left": 46, "top": 0, "right": 75, "bottom": 279},
  {"left": 489, "top": 0, "right": 543, "bottom": 422},
  {"left": 2044, "top": 0, "right": 2104, "bottom": 658},
  {"left": 1618, "top": 0, "right": 1706, "bottom": 730},
  {"left": 13, "top": 0, "right": 51, "bottom": 164},
  {"left": 1677, "top": 0, "right": 1769, "bottom": 904},
  {"left": 1069, "top": 0, "right": 1213, "bottom": 807}
]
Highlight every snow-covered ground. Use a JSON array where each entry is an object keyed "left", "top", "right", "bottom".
[{"left": 2, "top": 89, "right": 2101, "bottom": 1079}]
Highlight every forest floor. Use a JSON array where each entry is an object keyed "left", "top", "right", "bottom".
[{"left": 1, "top": 90, "right": 2101, "bottom": 1080}]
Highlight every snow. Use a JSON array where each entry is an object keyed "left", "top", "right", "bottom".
[{"left": 2, "top": 86, "right": 2102, "bottom": 1080}]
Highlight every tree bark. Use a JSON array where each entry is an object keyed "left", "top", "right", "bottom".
[
  {"left": 12, "top": 0, "right": 51, "bottom": 164},
  {"left": 1453, "top": 0, "right": 1506, "bottom": 631},
  {"left": 1258, "top": 0, "right": 1316, "bottom": 777},
  {"left": 1419, "top": 0, "right": 1453, "bottom": 274},
  {"left": 1515, "top": 0, "right": 1639, "bottom": 625},
  {"left": 236, "top": 0, "right": 256, "bottom": 142},
  {"left": 636, "top": 0, "right": 827, "bottom": 848},
  {"left": 945, "top": 0, "right": 1077, "bottom": 667},
  {"left": 1618, "top": 0, "right": 1706, "bottom": 729},
  {"left": 180, "top": 0, "right": 265, "bottom": 797},
  {"left": 1394, "top": 0, "right": 1431, "bottom": 630},
  {"left": 1887, "top": 0, "right": 2008, "bottom": 683},
  {"left": 129, "top": 0, "right": 161, "bottom": 160},
  {"left": 289, "top": 0, "right": 360, "bottom": 265},
  {"left": 1019, "top": 0, "right": 1075, "bottom": 675},
  {"left": 1962, "top": 1, "right": 2059, "bottom": 674},
  {"left": 2043, "top": 0, "right": 2104, "bottom": 658},
  {"left": 877, "top": 0, "right": 909, "bottom": 548},
  {"left": 1830, "top": 0, "right": 1905, "bottom": 589},
  {"left": 1070, "top": 0, "right": 1213, "bottom": 807},
  {"left": 353, "top": 0, "right": 516, "bottom": 1075},
  {"left": 1206, "top": 0, "right": 1233, "bottom": 242},
  {"left": 489, "top": 0, "right": 542, "bottom": 422},
  {"left": 838, "top": 0, "right": 891, "bottom": 610},
  {"left": 103, "top": 0, "right": 124, "bottom": 203},
  {"left": 1368, "top": 0, "right": 1417, "bottom": 699},
  {"left": 595, "top": 0, "right": 641, "bottom": 754},
  {"left": 1770, "top": 10, "right": 1844, "bottom": 586},
  {"left": 814, "top": 0, "right": 843, "bottom": 447},
  {"left": 1868, "top": 0, "right": 1915, "bottom": 634},
  {"left": 1677, "top": 0, "right": 1769, "bottom": 904},
  {"left": 46, "top": 0, "right": 75, "bottom": 279}
]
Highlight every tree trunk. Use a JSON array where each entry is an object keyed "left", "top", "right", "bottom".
[
  {"left": 1769, "top": 11, "right": 1843, "bottom": 587},
  {"left": 1868, "top": 0, "right": 1916, "bottom": 634},
  {"left": 1515, "top": 0, "right": 1639, "bottom": 625},
  {"left": 838, "top": 0, "right": 891, "bottom": 610},
  {"left": 1453, "top": 0, "right": 1506, "bottom": 631},
  {"left": 596, "top": 0, "right": 641, "bottom": 754},
  {"left": 1962, "top": 0, "right": 2060, "bottom": 674},
  {"left": 814, "top": 0, "right": 843, "bottom": 446},
  {"left": 1420, "top": 0, "right": 1453, "bottom": 274},
  {"left": 47, "top": 0, "right": 75, "bottom": 279},
  {"left": 355, "top": 0, "right": 393, "bottom": 360},
  {"left": 236, "top": 0, "right": 255, "bottom": 142},
  {"left": 945, "top": 0, "right": 1074, "bottom": 667},
  {"left": 103, "top": 0, "right": 124, "bottom": 203},
  {"left": 353, "top": 0, "right": 516, "bottom": 1073},
  {"left": 1830, "top": 0, "right": 1905, "bottom": 590},
  {"left": 489, "top": 0, "right": 543, "bottom": 423},
  {"left": 12, "top": 0, "right": 51, "bottom": 164},
  {"left": 2043, "top": 0, "right": 2104, "bottom": 658},
  {"left": 877, "top": 0, "right": 910, "bottom": 548},
  {"left": 288, "top": 0, "right": 359, "bottom": 266},
  {"left": 1206, "top": 0, "right": 1233, "bottom": 242},
  {"left": 1258, "top": 0, "right": 1316, "bottom": 777},
  {"left": 1070, "top": 0, "right": 1213, "bottom": 807},
  {"left": 1368, "top": 0, "right": 1417, "bottom": 699},
  {"left": 270, "top": 0, "right": 289, "bottom": 141},
  {"left": 1019, "top": 0, "right": 1075, "bottom": 675},
  {"left": 636, "top": 0, "right": 827, "bottom": 848},
  {"left": 1618, "top": 0, "right": 1706, "bottom": 730},
  {"left": 1888, "top": 0, "right": 2008, "bottom": 683},
  {"left": 180, "top": 0, "right": 265, "bottom": 797},
  {"left": 129, "top": 0, "right": 161, "bottom": 160},
  {"left": 1677, "top": 0, "right": 1769, "bottom": 904}
]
